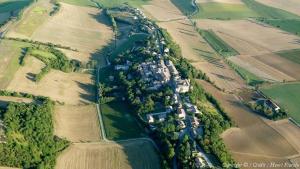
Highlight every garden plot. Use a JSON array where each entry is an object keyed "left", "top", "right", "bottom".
[
  {"left": 196, "top": 19, "right": 300, "bottom": 55},
  {"left": 256, "top": 0, "right": 300, "bottom": 16}
]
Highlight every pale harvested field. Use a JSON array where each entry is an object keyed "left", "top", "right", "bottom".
[
  {"left": 142, "top": 0, "right": 186, "bottom": 21},
  {"left": 54, "top": 105, "right": 100, "bottom": 142},
  {"left": 196, "top": 19, "right": 300, "bottom": 55},
  {"left": 6, "top": 57, "right": 95, "bottom": 105},
  {"left": 229, "top": 55, "right": 295, "bottom": 82},
  {"left": 55, "top": 140, "right": 161, "bottom": 169},
  {"left": 31, "top": 3, "right": 113, "bottom": 55},
  {"left": 158, "top": 19, "right": 246, "bottom": 92},
  {"left": 198, "top": 80, "right": 300, "bottom": 168},
  {"left": 197, "top": 0, "right": 243, "bottom": 4},
  {"left": 256, "top": 0, "right": 300, "bottom": 16}
]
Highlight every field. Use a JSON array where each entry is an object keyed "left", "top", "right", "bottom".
[
  {"left": 0, "top": 0, "right": 32, "bottom": 24},
  {"left": 194, "top": 2, "right": 258, "bottom": 19},
  {"left": 158, "top": 19, "right": 245, "bottom": 92},
  {"left": 142, "top": 0, "right": 186, "bottom": 21},
  {"left": 227, "top": 60, "right": 264, "bottom": 86},
  {"left": 101, "top": 101, "right": 145, "bottom": 140},
  {"left": 170, "top": 0, "right": 195, "bottom": 15},
  {"left": 0, "top": 39, "right": 32, "bottom": 89},
  {"left": 197, "top": 0, "right": 243, "bottom": 4},
  {"left": 55, "top": 140, "right": 160, "bottom": 169},
  {"left": 6, "top": 0, "right": 52, "bottom": 38},
  {"left": 199, "top": 29, "right": 238, "bottom": 57},
  {"left": 256, "top": 0, "right": 300, "bottom": 16},
  {"left": 242, "top": 0, "right": 300, "bottom": 19},
  {"left": 277, "top": 49, "right": 300, "bottom": 65},
  {"left": 261, "top": 83, "right": 300, "bottom": 123},
  {"left": 54, "top": 104, "right": 101, "bottom": 142},
  {"left": 198, "top": 80, "right": 300, "bottom": 168},
  {"left": 59, "top": 0, "right": 149, "bottom": 8},
  {"left": 261, "top": 19, "right": 300, "bottom": 36},
  {"left": 29, "top": 2, "right": 113, "bottom": 59},
  {"left": 229, "top": 54, "right": 298, "bottom": 82},
  {"left": 195, "top": 19, "right": 300, "bottom": 55},
  {"left": 6, "top": 56, "right": 95, "bottom": 105}
]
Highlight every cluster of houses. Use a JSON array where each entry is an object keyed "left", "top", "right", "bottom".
[{"left": 110, "top": 6, "right": 212, "bottom": 168}]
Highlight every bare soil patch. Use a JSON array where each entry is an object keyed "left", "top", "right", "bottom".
[
  {"left": 6, "top": 57, "right": 95, "bottom": 105},
  {"left": 54, "top": 104, "right": 100, "bottom": 142},
  {"left": 198, "top": 80, "right": 300, "bottom": 167},
  {"left": 158, "top": 19, "right": 246, "bottom": 92},
  {"left": 256, "top": 0, "right": 300, "bottom": 16},
  {"left": 31, "top": 3, "right": 113, "bottom": 55},
  {"left": 0, "top": 167, "right": 20, "bottom": 169},
  {"left": 197, "top": 0, "right": 243, "bottom": 4},
  {"left": 55, "top": 140, "right": 160, "bottom": 169},
  {"left": 195, "top": 19, "right": 300, "bottom": 55},
  {"left": 142, "top": 0, "right": 186, "bottom": 21},
  {"left": 229, "top": 55, "right": 295, "bottom": 82}
]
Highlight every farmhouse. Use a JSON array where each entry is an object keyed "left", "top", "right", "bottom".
[{"left": 115, "top": 65, "right": 129, "bottom": 71}]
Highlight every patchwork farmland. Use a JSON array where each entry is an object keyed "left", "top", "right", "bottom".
[{"left": 1, "top": 0, "right": 300, "bottom": 168}]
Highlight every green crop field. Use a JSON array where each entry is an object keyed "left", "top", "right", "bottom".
[
  {"left": 277, "top": 49, "right": 300, "bottom": 65},
  {"left": 261, "top": 83, "right": 300, "bottom": 123},
  {"left": 242, "top": 0, "right": 300, "bottom": 19},
  {"left": 199, "top": 29, "right": 239, "bottom": 57},
  {"left": 243, "top": 0, "right": 300, "bottom": 36},
  {"left": 0, "top": 0, "right": 32, "bottom": 24},
  {"left": 259, "top": 19, "right": 300, "bottom": 36},
  {"left": 0, "top": 0, "right": 31, "bottom": 13},
  {"left": 194, "top": 2, "right": 258, "bottom": 20},
  {"left": 101, "top": 101, "right": 145, "bottom": 140},
  {"left": 171, "top": 0, "right": 196, "bottom": 16},
  {"left": 227, "top": 60, "right": 264, "bottom": 86},
  {"left": 59, "top": 0, "right": 149, "bottom": 8}
]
